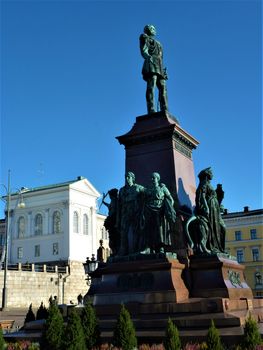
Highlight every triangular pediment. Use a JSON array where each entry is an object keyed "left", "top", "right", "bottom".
[{"left": 70, "top": 178, "right": 100, "bottom": 198}]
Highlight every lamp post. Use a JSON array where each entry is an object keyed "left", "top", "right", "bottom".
[
  {"left": 1, "top": 170, "right": 25, "bottom": 309},
  {"left": 83, "top": 254, "right": 98, "bottom": 285},
  {"left": 2, "top": 170, "right": 11, "bottom": 309}
]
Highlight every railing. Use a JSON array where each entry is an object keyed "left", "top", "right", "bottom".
[{"left": 0, "top": 262, "right": 68, "bottom": 274}]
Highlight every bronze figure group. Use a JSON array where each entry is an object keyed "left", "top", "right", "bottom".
[
  {"left": 103, "top": 171, "right": 176, "bottom": 257},
  {"left": 103, "top": 167, "right": 227, "bottom": 259}
]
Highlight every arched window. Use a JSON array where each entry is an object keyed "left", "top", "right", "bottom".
[
  {"left": 83, "top": 214, "right": 89, "bottom": 235},
  {"left": 35, "top": 214, "right": 43, "bottom": 236},
  {"left": 106, "top": 248, "right": 110, "bottom": 258},
  {"left": 17, "top": 216, "right": 25, "bottom": 238},
  {"left": 53, "top": 211, "right": 61, "bottom": 234},
  {"left": 73, "top": 211, "right": 79, "bottom": 233}
]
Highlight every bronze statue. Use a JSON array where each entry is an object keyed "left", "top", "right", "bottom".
[
  {"left": 140, "top": 172, "right": 176, "bottom": 254},
  {"left": 140, "top": 25, "right": 168, "bottom": 114},
  {"left": 117, "top": 172, "right": 144, "bottom": 256},
  {"left": 186, "top": 167, "right": 226, "bottom": 255},
  {"left": 102, "top": 189, "right": 119, "bottom": 256}
]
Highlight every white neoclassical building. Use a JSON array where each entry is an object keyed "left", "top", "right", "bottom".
[{"left": 7, "top": 176, "right": 109, "bottom": 265}]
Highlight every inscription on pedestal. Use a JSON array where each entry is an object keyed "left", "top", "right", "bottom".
[{"left": 117, "top": 272, "right": 154, "bottom": 291}]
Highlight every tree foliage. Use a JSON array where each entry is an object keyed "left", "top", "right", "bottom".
[
  {"left": 113, "top": 304, "right": 137, "bottom": 350},
  {"left": 24, "top": 303, "right": 36, "bottom": 324},
  {"left": 206, "top": 319, "right": 224, "bottom": 350},
  {"left": 36, "top": 302, "right": 48, "bottom": 320},
  {"left": 241, "top": 314, "right": 262, "bottom": 350},
  {"left": 43, "top": 301, "right": 64, "bottom": 350},
  {"left": 81, "top": 302, "right": 100, "bottom": 349},
  {"left": 164, "top": 318, "right": 181, "bottom": 350},
  {"left": 0, "top": 328, "right": 5, "bottom": 350},
  {"left": 63, "top": 308, "right": 86, "bottom": 350}
]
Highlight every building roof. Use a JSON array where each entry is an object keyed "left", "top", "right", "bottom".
[
  {"left": 222, "top": 208, "right": 263, "bottom": 219},
  {"left": 10, "top": 176, "right": 86, "bottom": 196}
]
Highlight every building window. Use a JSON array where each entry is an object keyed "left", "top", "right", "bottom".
[
  {"left": 35, "top": 245, "right": 40, "bottom": 257},
  {"left": 17, "top": 216, "right": 25, "bottom": 238},
  {"left": 83, "top": 214, "right": 89, "bottom": 235},
  {"left": 255, "top": 272, "right": 262, "bottom": 286},
  {"left": 73, "top": 211, "right": 79, "bottom": 233},
  {"left": 106, "top": 248, "right": 110, "bottom": 258},
  {"left": 235, "top": 231, "right": 242, "bottom": 241},
  {"left": 17, "top": 247, "right": 23, "bottom": 259},
  {"left": 34, "top": 214, "right": 43, "bottom": 236},
  {"left": 252, "top": 248, "right": 260, "bottom": 262},
  {"left": 53, "top": 211, "right": 61, "bottom": 234},
  {"left": 250, "top": 229, "right": 257, "bottom": 240},
  {"left": 236, "top": 249, "right": 244, "bottom": 263},
  {"left": 53, "top": 243, "right": 59, "bottom": 255}
]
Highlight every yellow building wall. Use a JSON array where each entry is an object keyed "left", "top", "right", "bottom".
[{"left": 224, "top": 210, "right": 263, "bottom": 297}]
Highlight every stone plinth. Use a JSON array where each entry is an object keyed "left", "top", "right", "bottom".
[
  {"left": 116, "top": 111, "right": 199, "bottom": 211},
  {"left": 87, "top": 256, "right": 189, "bottom": 305},
  {"left": 189, "top": 255, "right": 254, "bottom": 299}
]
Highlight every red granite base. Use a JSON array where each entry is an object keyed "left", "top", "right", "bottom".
[
  {"left": 189, "top": 255, "right": 254, "bottom": 299},
  {"left": 88, "top": 256, "right": 189, "bottom": 305}
]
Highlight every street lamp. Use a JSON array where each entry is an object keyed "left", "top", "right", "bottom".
[
  {"left": 0, "top": 170, "right": 25, "bottom": 309},
  {"left": 83, "top": 254, "right": 98, "bottom": 285}
]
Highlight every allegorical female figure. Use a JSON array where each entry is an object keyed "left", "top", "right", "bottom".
[
  {"left": 186, "top": 167, "right": 226, "bottom": 254},
  {"left": 140, "top": 172, "right": 176, "bottom": 254},
  {"left": 102, "top": 188, "right": 119, "bottom": 256},
  {"left": 117, "top": 172, "right": 144, "bottom": 256}
]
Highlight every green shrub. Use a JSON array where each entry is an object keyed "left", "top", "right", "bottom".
[
  {"left": 81, "top": 302, "right": 100, "bottom": 349},
  {"left": 24, "top": 303, "right": 36, "bottom": 324},
  {"left": 36, "top": 302, "right": 48, "bottom": 320},
  {"left": 241, "top": 314, "right": 262, "bottom": 350},
  {"left": 164, "top": 318, "right": 181, "bottom": 350},
  {"left": 113, "top": 304, "right": 137, "bottom": 350},
  {"left": 0, "top": 328, "right": 5, "bottom": 350},
  {"left": 43, "top": 302, "right": 64, "bottom": 350},
  {"left": 206, "top": 319, "right": 224, "bottom": 350},
  {"left": 63, "top": 308, "right": 86, "bottom": 350}
]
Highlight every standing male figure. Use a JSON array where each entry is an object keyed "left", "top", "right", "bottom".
[
  {"left": 117, "top": 172, "right": 144, "bottom": 256},
  {"left": 140, "top": 24, "right": 168, "bottom": 114},
  {"left": 141, "top": 172, "right": 176, "bottom": 254}
]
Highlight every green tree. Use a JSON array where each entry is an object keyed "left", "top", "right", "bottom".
[
  {"left": 36, "top": 302, "right": 48, "bottom": 320},
  {"left": 164, "top": 318, "right": 181, "bottom": 350},
  {"left": 0, "top": 328, "right": 5, "bottom": 350},
  {"left": 113, "top": 304, "right": 137, "bottom": 350},
  {"left": 63, "top": 308, "right": 86, "bottom": 350},
  {"left": 241, "top": 314, "right": 262, "bottom": 350},
  {"left": 24, "top": 303, "right": 36, "bottom": 324},
  {"left": 43, "top": 301, "right": 64, "bottom": 350},
  {"left": 206, "top": 319, "right": 224, "bottom": 350},
  {"left": 81, "top": 302, "right": 100, "bottom": 349}
]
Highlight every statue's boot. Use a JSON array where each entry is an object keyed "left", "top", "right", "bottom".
[{"left": 147, "top": 101, "right": 155, "bottom": 114}]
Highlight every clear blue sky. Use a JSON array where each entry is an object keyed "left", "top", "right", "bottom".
[{"left": 1, "top": 0, "right": 262, "bottom": 216}]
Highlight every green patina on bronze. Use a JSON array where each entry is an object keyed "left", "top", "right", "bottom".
[
  {"left": 186, "top": 167, "right": 227, "bottom": 256},
  {"left": 140, "top": 25, "right": 168, "bottom": 114},
  {"left": 102, "top": 172, "right": 177, "bottom": 258}
]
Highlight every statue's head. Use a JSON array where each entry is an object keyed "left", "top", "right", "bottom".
[
  {"left": 151, "top": 172, "right": 160, "bottom": 185},
  {"left": 125, "top": 171, "right": 135, "bottom": 186},
  {"left": 144, "top": 24, "right": 156, "bottom": 36},
  {"left": 108, "top": 188, "right": 118, "bottom": 198},
  {"left": 198, "top": 167, "right": 213, "bottom": 181}
]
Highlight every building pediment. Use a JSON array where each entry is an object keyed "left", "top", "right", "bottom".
[{"left": 70, "top": 178, "right": 100, "bottom": 198}]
